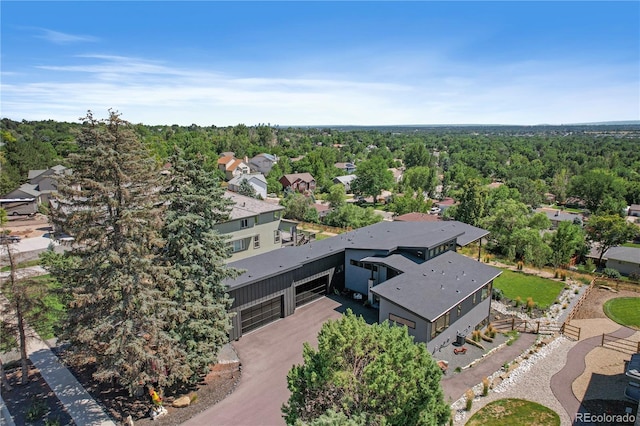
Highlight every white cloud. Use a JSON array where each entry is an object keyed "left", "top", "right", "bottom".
[
  {"left": 35, "top": 28, "right": 99, "bottom": 44},
  {"left": 1, "top": 54, "right": 638, "bottom": 126}
]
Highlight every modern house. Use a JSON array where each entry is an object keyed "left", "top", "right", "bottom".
[
  {"left": 218, "top": 156, "right": 251, "bottom": 181},
  {"left": 603, "top": 247, "right": 640, "bottom": 277},
  {"left": 227, "top": 173, "right": 268, "bottom": 199},
  {"left": 249, "top": 153, "right": 278, "bottom": 175},
  {"left": 534, "top": 208, "right": 583, "bottom": 229},
  {"left": 333, "top": 175, "right": 357, "bottom": 193},
  {"left": 223, "top": 220, "right": 500, "bottom": 353},
  {"left": 215, "top": 191, "right": 285, "bottom": 262},
  {"left": 334, "top": 162, "right": 356, "bottom": 174},
  {"left": 279, "top": 173, "right": 316, "bottom": 193},
  {"left": 28, "top": 165, "right": 70, "bottom": 203}
]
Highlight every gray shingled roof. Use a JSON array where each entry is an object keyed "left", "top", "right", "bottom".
[
  {"left": 224, "top": 191, "right": 283, "bottom": 220},
  {"left": 604, "top": 246, "right": 640, "bottom": 264},
  {"left": 225, "top": 221, "right": 489, "bottom": 290},
  {"left": 371, "top": 250, "right": 501, "bottom": 321}
]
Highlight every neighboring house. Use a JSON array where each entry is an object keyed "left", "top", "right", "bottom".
[
  {"left": 228, "top": 173, "right": 268, "bottom": 199},
  {"left": 223, "top": 220, "right": 499, "bottom": 353},
  {"left": 534, "top": 208, "right": 584, "bottom": 229},
  {"left": 0, "top": 183, "right": 40, "bottom": 216},
  {"left": 435, "top": 198, "right": 457, "bottom": 213},
  {"left": 394, "top": 212, "right": 441, "bottom": 222},
  {"left": 629, "top": 204, "right": 640, "bottom": 218},
  {"left": 333, "top": 175, "right": 357, "bottom": 193},
  {"left": 214, "top": 191, "right": 285, "bottom": 262},
  {"left": 249, "top": 153, "right": 278, "bottom": 175},
  {"left": 603, "top": 247, "right": 640, "bottom": 277},
  {"left": 311, "top": 203, "right": 331, "bottom": 219},
  {"left": 218, "top": 156, "right": 251, "bottom": 181},
  {"left": 388, "top": 167, "right": 404, "bottom": 184},
  {"left": 279, "top": 173, "right": 316, "bottom": 193},
  {"left": 28, "top": 164, "right": 70, "bottom": 203},
  {"left": 334, "top": 162, "right": 356, "bottom": 174}
]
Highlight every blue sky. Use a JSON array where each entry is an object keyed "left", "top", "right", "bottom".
[{"left": 1, "top": 1, "right": 638, "bottom": 126}]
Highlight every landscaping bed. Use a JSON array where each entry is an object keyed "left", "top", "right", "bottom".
[{"left": 465, "top": 398, "right": 560, "bottom": 426}]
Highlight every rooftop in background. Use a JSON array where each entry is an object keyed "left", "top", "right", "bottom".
[
  {"left": 603, "top": 246, "right": 640, "bottom": 263},
  {"left": 394, "top": 212, "right": 441, "bottom": 222},
  {"left": 224, "top": 191, "right": 283, "bottom": 220}
]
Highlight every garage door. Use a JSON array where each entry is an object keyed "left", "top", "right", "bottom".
[
  {"left": 241, "top": 297, "right": 282, "bottom": 334},
  {"left": 295, "top": 276, "right": 327, "bottom": 307}
]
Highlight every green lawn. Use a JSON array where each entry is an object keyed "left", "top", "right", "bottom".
[
  {"left": 622, "top": 242, "right": 640, "bottom": 248},
  {"left": 603, "top": 297, "right": 640, "bottom": 330},
  {"left": 466, "top": 399, "right": 560, "bottom": 426},
  {"left": 0, "top": 258, "right": 41, "bottom": 272},
  {"left": 493, "top": 270, "right": 565, "bottom": 309}
]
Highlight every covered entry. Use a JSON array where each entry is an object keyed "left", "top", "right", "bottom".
[
  {"left": 241, "top": 296, "right": 283, "bottom": 333},
  {"left": 295, "top": 274, "right": 328, "bottom": 307}
]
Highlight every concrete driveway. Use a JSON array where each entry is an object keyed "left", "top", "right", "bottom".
[{"left": 185, "top": 296, "right": 356, "bottom": 426}]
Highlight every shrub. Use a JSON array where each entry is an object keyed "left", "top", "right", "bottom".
[
  {"left": 502, "top": 362, "right": 510, "bottom": 370},
  {"left": 492, "top": 288, "right": 504, "bottom": 301},
  {"left": 603, "top": 268, "right": 621, "bottom": 279},
  {"left": 629, "top": 272, "right": 640, "bottom": 282},
  {"left": 472, "top": 330, "right": 482, "bottom": 342},
  {"left": 554, "top": 270, "right": 559, "bottom": 278},
  {"left": 562, "top": 303, "right": 568, "bottom": 309},
  {"left": 574, "top": 289, "right": 579, "bottom": 294},
  {"left": 482, "top": 377, "right": 490, "bottom": 396},
  {"left": 514, "top": 296, "right": 522, "bottom": 308},
  {"left": 26, "top": 399, "right": 48, "bottom": 421},
  {"left": 526, "top": 297, "right": 535, "bottom": 313},
  {"left": 465, "top": 389, "right": 474, "bottom": 411},
  {"left": 454, "top": 366, "right": 462, "bottom": 373},
  {"left": 190, "top": 393, "right": 198, "bottom": 404},
  {"left": 561, "top": 273, "right": 567, "bottom": 281}
]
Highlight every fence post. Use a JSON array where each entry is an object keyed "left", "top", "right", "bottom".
[
  {"left": 637, "top": 341, "right": 640, "bottom": 353},
  {"left": 536, "top": 321, "right": 540, "bottom": 334},
  {"left": 601, "top": 333, "right": 605, "bottom": 347},
  {"left": 577, "top": 327, "right": 580, "bottom": 340},
  {"left": 511, "top": 318, "right": 515, "bottom": 331}
]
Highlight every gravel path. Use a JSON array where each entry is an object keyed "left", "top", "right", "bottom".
[{"left": 451, "top": 335, "right": 576, "bottom": 426}]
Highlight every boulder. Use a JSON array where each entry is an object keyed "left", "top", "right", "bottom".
[{"left": 173, "top": 396, "right": 191, "bottom": 408}]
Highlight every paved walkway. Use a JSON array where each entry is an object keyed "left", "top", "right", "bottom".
[
  {"left": 0, "top": 293, "right": 116, "bottom": 426},
  {"left": 441, "top": 333, "right": 537, "bottom": 403},
  {"left": 550, "top": 325, "right": 637, "bottom": 425}
]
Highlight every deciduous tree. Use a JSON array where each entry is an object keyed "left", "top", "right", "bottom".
[
  {"left": 586, "top": 214, "right": 638, "bottom": 265},
  {"left": 351, "top": 157, "right": 394, "bottom": 205}
]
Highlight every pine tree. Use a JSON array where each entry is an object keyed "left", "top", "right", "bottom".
[
  {"left": 161, "top": 147, "right": 240, "bottom": 382},
  {"left": 50, "top": 111, "right": 186, "bottom": 393},
  {"left": 237, "top": 177, "right": 257, "bottom": 198}
]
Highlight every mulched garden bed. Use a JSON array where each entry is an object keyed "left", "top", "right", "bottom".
[
  {"left": 1, "top": 361, "right": 75, "bottom": 426},
  {"left": 2, "top": 349, "right": 241, "bottom": 426}
]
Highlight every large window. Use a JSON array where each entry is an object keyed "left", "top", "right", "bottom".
[
  {"left": 481, "top": 282, "right": 492, "bottom": 301},
  {"left": 431, "top": 312, "right": 450, "bottom": 339},
  {"left": 240, "top": 218, "right": 249, "bottom": 228},
  {"left": 228, "top": 239, "right": 246, "bottom": 253},
  {"left": 253, "top": 234, "right": 260, "bottom": 249},
  {"left": 389, "top": 313, "right": 415, "bottom": 329}
]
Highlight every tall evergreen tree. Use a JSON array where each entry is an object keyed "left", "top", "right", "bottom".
[
  {"left": 50, "top": 111, "right": 184, "bottom": 393},
  {"left": 161, "top": 147, "right": 239, "bottom": 382}
]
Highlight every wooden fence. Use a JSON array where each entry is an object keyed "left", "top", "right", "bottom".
[
  {"left": 601, "top": 333, "right": 640, "bottom": 355},
  {"left": 491, "top": 318, "right": 561, "bottom": 335},
  {"left": 565, "top": 278, "right": 598, "bottom": 323},
  {"left": 594, "top": 278, "right": 640, "bottom": 293},
  {"left": 561, "top": 322, "right": 581, "bottom": 341}
]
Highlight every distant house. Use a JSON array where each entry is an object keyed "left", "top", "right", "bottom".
[
  {"left": 629, "top": 204, "right": 640, "bottom": 217},
  {"left": 215, "top": 191, "right": 285, "bottom": 262},
  {"left": 603, "top": 247, "right": 640, "bottom": 277},
  {"left": 279, "top": 173, "right": 316, "bottom": 193},
  {"left": 394, "top": 212, "right": 441, "bottom": 222},
  {"left": 218, "top": 156, "right": 250, "bottom": 181},
  {"left": 534, "top": 208, "right": 583, "bottom": 229},
  {"left": 311, "top": 203, "right": 331, "bottom": 219},
  {"left": 334, "top": 162, "right": 356, "bottom": 174},
  {"left": 0, "top": 183, "right": 40, "bottom": 216},
  {"left": 435, "top": 197, "right": 457, "bottom": 213},
  {"left": 227, "top": 173, "right": 268, "bottom": 199},
  {"left": 388, "top": 167, "right": 404, "bottom": 184},
  {"left": 333, "top": 175, "right": 357, "bottom": 193},
  {"left": 27, "top": 164, "right": 71, "bottom": 203},
  {"left": 249, "top": 153, "right": 278, "bottom": 175}
]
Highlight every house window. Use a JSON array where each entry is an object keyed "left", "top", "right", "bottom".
[
  {"left": 389, "top": 313, "right": 416, "bottom": 329},
  {"left": 254, "top": 234, "right": 260, "bottom": 249},
  {"left": 274, "top": 230, "right": 281, "bottom": 243},
  {"left": 240, "top": 219, "right": 249, "bottom": 228},
  {"left": 473, "top": 292, "right": 477, "bottom": 305},
  {"left": 457, "top": 305, "right": 462, "bottom": 317},
  {"left": 481, "top": 282, "right": 491, "bottom": 301},
  {"left": 431, "top": 312, "right": 450, "bottom": 339},
  {"left": 228, "top": 239, "right": 246, "bottom": 253}
]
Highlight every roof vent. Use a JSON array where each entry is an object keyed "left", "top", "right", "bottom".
[{"left": 456, "top": 290, "right": 460, "bottom": 293}]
